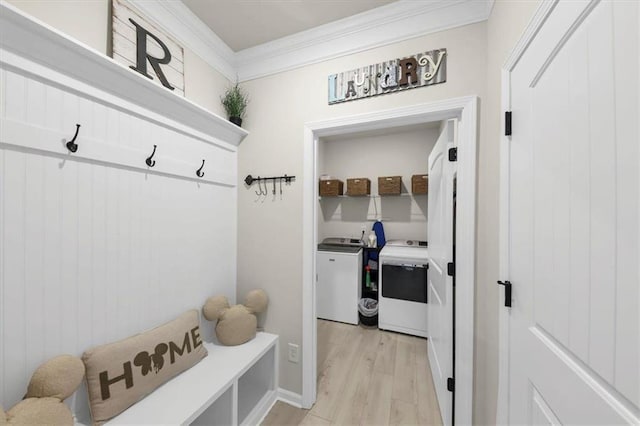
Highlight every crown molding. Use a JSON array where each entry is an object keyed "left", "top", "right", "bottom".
[
  {"left": 129, "top": 0, "right": 237, "bottom": 82},
  {"left": 129, "top": 0, "right": 492, "bottom": 84},
  {"left": 235, "top": 0, "right": 493, "bottom": 81},
  {"left": 13, "top": 0, "right": 493, "bottom": 85}
]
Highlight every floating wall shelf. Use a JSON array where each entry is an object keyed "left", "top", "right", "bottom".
[
  {"left": 318, "top": 193, "right": 427, "bottom": 200},
  {"left": 0, "top": 2, "right": 248, "bottom": 147}
]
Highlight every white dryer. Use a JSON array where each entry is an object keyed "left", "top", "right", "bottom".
[{"left": 378, "top": 240, "right": 429, "bottom": 337}]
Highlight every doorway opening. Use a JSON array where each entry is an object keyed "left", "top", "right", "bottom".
[
  {"left": 312, "top": 122, "right": 439, "bottom": 424},
  {"left": 302, "top": 97, "right": 478, "bottom": 425}
]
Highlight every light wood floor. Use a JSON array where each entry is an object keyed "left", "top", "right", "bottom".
[{"left": 262, "top": 320, "right": 443, "bottom": 426}]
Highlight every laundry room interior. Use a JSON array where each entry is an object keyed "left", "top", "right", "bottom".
[
  {"left": 315, "top": 121, "right": 439, "bottom": 332},
  {"left": 313, "top": 116, "right": 458, "bottom": 424},
  {"left": 317, "top": 122, "right": 438, "bottom": 244}
]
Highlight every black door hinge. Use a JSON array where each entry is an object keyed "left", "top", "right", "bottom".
[
  {"left": 497, "top": 280, "right": 512, "bottom": 307},
  {"left": 448, "top": 147, "right": 458, "bottom": 162},
  {"left": 447, "top": 262, "right": 455, "bottom": 277},
  {"left": 447, "top": 377, "right": 455, "bottom": 392},
  {"left": 505, "top": 111, "right": 512, "bottom": 136}
]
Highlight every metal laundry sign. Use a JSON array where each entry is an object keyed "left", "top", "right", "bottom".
[{"left": 328, "top": 48, "right": 446, "bottom": 104}]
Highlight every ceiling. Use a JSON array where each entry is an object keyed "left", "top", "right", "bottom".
[{"left": 181, "top": 0, "right": 398, "bottom": 52}]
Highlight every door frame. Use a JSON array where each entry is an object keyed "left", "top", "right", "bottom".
[
  {"left": 302, "top": 96, "right": 478, "bottom": 425},
  {"left": 497, "top": 1, "right": 560, "bottom": 423}
]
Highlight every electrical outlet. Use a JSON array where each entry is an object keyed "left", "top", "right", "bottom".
[{"left": 288, "top": 343, "right": 299, "bottom": 363}]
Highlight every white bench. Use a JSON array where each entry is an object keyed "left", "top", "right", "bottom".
[{"left": 77, "top": 332, "right": 279, "bottom": 426}]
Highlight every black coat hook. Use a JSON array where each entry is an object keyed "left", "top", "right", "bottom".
[
  {"left": 196, "top": 159, "right": 205, "bottom": 178},
  {"left": 146, "top": 145, "right": 157, "bottom": 167},
  {"left": 66, "top": 124, "right": 80, "bottom": 153}
]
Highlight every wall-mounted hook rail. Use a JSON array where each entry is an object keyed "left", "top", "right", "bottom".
[
  {"left": 244, "top": 174, "right": 295, "bottom": 186},
  {"left": 66, "top": 124, "right": 81, "bottom": 153},
  {"left": 146, "top": 145, "right": 157, "bottom": 167},
  {"left": 196, "top": 159, "right": 205, "bottom": 177},
  {"left": 246, "top": 174, "right": 295, "bottom": 199}
]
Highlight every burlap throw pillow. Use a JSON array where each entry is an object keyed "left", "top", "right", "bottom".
[{"left": 82, "top": 309, "right": 208, "bottom": 424}]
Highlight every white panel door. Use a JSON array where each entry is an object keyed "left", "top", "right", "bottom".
[
  {"left": 427, "top": 119, "right": 456, "bottom": 425},
  {"left": 504, "top": 0, "right": 639, "bottom": 424}
]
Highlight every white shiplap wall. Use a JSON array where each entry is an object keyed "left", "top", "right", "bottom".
[{"left": 0, "top": 6, "right": 243, "bottom": 418}]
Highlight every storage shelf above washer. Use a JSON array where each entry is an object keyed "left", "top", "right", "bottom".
[{"left": 318, "top": 193, "right": 427, "bottom": 200}]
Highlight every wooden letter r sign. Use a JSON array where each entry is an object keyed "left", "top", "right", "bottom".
[{"left": 128, "top": 18, "right": 175, "bottom": 91}]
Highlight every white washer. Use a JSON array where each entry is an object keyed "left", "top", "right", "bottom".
[{"left": 379, "top": 240, "right": 429, "bottom": 337}]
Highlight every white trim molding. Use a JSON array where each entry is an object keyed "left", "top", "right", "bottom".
[
  {"left": 120, "top": 0, "right": 492, "bottom": 83},
  {"left": 129, "top": 0, "right": 237, "bottom": 83},
  {"left": 254, "top": 388, "right": 302, "bottom": 425},
  {"left": 277, "top": 388, "right": 303, "bottom": 408},
  {"left": 4, "top": 0, "right": 494, "bottom": 84},
  {"left": 235, "top": 0, "right": 493, "bottom": 81},
  {"left": 302, "top": 96, "right": 478, "bottom": 425}
]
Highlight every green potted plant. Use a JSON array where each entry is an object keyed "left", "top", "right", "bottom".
[{"left": 221, "top": 84, "right": 248, "bottom": 127}]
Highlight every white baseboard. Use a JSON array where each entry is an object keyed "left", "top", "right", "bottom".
[
  {"left": 277, "top": 388, "right": 303, "bottom": 408},
  {"left": 244, "top": 389, "right": 278, "bottom": 426}
]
